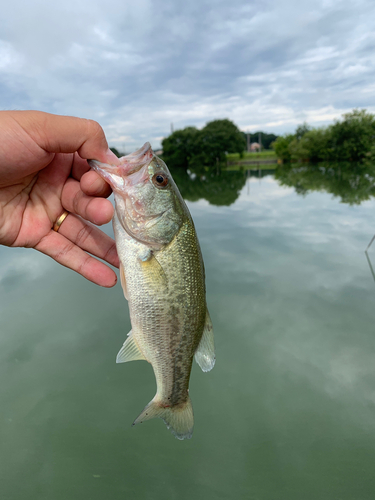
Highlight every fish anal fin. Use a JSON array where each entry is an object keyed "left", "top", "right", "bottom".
[
  {"left": 116, "top": 330, "right": 147, "bottom": 363},
  {"left": 194, "top": 309, "right": 215, "bottom": 372},
  {"left": 132, "top": 396, "right": 194, "bottom": 440},
  {"left": 119, "top": 263, "right": 128, "bottom": 300}
]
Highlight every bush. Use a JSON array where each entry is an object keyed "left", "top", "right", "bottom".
[
  {"left": 272, "top": 134, "right": 295, "bottom": 161},
  {"left": 290, "top": 128, "right": 331, "bottom": 162},
  {"left": 329, "top": 109, "right": 375, "bottom": 161},
  {"left": 273, "top": 109, "right": 375, "bottom": 163}
]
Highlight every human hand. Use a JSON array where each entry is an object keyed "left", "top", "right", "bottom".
[{"left": 0, "top": 110, "right": 120, "bottom": 287}]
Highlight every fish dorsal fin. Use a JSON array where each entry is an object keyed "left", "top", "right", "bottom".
[
  {"left": 116, "top": 330, "right": 147, "bottom": 363},
  {"left": 194, "top": 310, "right": 215, "bottom": 372},
  {"left": 119, "top": 263, "right": 128, "bottom": 300}
]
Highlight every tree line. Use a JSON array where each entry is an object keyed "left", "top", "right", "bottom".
[
  {"left": 161, "top": 119, "right": 245, "bottom": 173},
  {"left": 110, "top": 119, "right": 278, "bottom": 171},
  {"left": 161, "top": 119, "right": 278, "bottom": 173},
  {"left": 273, "top": 109, "right": 375, "bottom": 163}
]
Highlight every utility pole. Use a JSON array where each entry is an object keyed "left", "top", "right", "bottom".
[
  {"left": 258, "top": 132, "right": 262, "bottom": 152},
  {"left": 247, "top": 133, "right": 250, "bottom": 152},
  {"left": 171, "top": 123, "right": 174, "bottom": 134}
]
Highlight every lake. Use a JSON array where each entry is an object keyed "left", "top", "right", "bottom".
[{"left": 1, "top": 163, "right": 375, "bottom": 499}]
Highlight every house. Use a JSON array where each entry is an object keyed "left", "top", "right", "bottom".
[{"left": 250, "top": 142, "right": 260, "bottom": 152}]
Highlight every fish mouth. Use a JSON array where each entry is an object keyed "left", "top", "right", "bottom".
[
  {"left": 119, "top": 142, "right": 154, "bottom": 175},
  {"left": 88, "top": 142, "right": 154, "bottom": 187}
]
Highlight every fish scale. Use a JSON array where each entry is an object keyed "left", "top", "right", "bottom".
[{"left": 89, "top": 143, "right": 215, "bottom": 439}]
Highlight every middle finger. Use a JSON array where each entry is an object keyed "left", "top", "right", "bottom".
[
  {"left": 71, "top": 154, "right": 112, "bottom": 197},
  {"left": 62, "top": 177, "right": 114, "bottom": 226}
]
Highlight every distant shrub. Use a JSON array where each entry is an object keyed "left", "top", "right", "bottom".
[
  {"left": 272, "top": 134, "right": 294, "bottom": 161},
  {"left": 273, "top": 109, "right": 375, "bottom": 163},
  {"left": 329, "top": 109, "right": 375, "bottom": 161}
]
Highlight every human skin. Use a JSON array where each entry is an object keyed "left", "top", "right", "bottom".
[{"left": 0, "top": 110, "right": 120, "bottom": 287}]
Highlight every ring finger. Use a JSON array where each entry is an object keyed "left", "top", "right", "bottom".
[{"left": 56, "top": 212, "right": 119, "bottom": 268}]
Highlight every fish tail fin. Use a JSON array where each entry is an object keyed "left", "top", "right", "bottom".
[{"left": 132, "top": 396, "right": 194, "bottom": 440}]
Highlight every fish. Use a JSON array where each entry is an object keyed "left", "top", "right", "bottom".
[{"left": 88, "top": 143, "right": 215, "bottom": 440}]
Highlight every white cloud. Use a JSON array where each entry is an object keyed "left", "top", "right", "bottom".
[
  {"left": 0, "top": 0, "right": 374, "bottom": 148},
  {"left": 0, "top": 40, "right": 24, "bottom": 72}
]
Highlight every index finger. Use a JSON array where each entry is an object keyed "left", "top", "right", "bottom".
[{"left": 11, "top": 111, "right": 120, "bottom": 165}]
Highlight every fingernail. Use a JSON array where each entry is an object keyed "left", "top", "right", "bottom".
[{"left": 105, "top": 148, "right": 121, "bottom": 164}]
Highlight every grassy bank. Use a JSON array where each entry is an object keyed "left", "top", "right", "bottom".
[
  {"left": 226, "top": 150, "right": 277, "bottom": 162},
  {"left": 225, "top": 163, "right": 277, "bottom": 171}
]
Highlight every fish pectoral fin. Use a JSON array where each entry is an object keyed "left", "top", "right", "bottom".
[
  {"left": 116, "top": 331, "right": 147, "bottom": 363},
  {"left": 140, "top": 253, "right": 168, "bottom": 289},
  {"left": 137, "top": 247, "right": 152, "bottom": 262},
  {"left": 194, "top": 309, "right": 215, "bottom": 372},
  {"left": 119, "top": 263, "right": 128, "bottom": 300}
]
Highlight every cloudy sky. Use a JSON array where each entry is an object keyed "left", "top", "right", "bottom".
[{"left": 0, "top": 0, "right": 374, "bottom": 150}]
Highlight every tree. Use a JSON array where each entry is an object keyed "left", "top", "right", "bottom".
[
  {"left": 260, "top": 132, "right": 279, "bottom": 150},
  {"left": 161, "top": 127, "right": 200, "bottom": 170},
  {"left": 295, "top": 123, "right": 311, "bottom": 140},
  {"left": 198, "top": 119, "right": 246, "bottom": 166},
  {"left": 289, "top": 128, "right": 331, "bottom": 162},
  {"left": 162, "top": 119, "right": 246, "bottom": 172},
  {"left": 272, "top": 134, "right": 294, "bottom": 161},
  {"left": 329, "top": 109, "right": 375, "bottom": 161}
]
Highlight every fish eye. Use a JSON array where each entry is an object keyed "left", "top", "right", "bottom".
[{"left": 152, "top": 172, "right": 169, "bottom": 188}]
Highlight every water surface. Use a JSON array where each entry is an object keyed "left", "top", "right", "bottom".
[{"left": 1, "top": 166, "right": 375, "bottom": 499}]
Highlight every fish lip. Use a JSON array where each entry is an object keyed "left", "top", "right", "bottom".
[
  {"left": 88, "top": 142, "right": 154, "bottom": 178},
  {"left": 121, "top": 142, "right": 153, "bottom": 171},
  {"left": 88, "top": 159, "right": 119, "bottom": 175}
]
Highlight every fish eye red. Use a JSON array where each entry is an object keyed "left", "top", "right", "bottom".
[{"left": 152, "top": 173, "right": 169, "bottom": 187}]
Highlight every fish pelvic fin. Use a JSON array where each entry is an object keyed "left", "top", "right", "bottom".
[
  {"left": 194, "top": 309, "right": 215, "bottom": 372},
  {"left": 116, "top": 331, "right": 147, "bottom": 363},
  {"left": 132, "top": 396, "right": 194, "bottom": 440}
]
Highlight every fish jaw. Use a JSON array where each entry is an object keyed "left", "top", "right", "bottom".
[
  {"left": 119, "top": 142, "right": 154, "bottom": 175},
  {"left": 88, "top": 142, "right": 154, "bottom": 192},
  {"left": 88, "top": 159, "right": 125, "bottom": 191}
]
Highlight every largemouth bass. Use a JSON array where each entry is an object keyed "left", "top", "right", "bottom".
[{"left": 89, "top": 143, "right": 215, "bottom": 440}]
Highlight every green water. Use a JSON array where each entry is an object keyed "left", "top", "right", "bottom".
[{"left": 1, "top": 165, "right": 375, "bottom": 499}]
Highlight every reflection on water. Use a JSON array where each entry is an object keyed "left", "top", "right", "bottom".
[
  {"left": 172, "top": 160, "right": 375, "bottom": 208},
  {"left": 170, "top": 167, "right": 275, "bottom": 206},
  {"left": 2, "top": 164, "right": 375, "bottom": 499},
  {"left": 275, "top": 160, "right": 375, "bottom": 205},
  {"left": 170, "top": 168, "right": 246, "bottom": 206}
]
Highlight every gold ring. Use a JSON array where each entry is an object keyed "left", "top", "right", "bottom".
[{"left": 53, "top": 210, "right": 69, "bottom": 232}]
